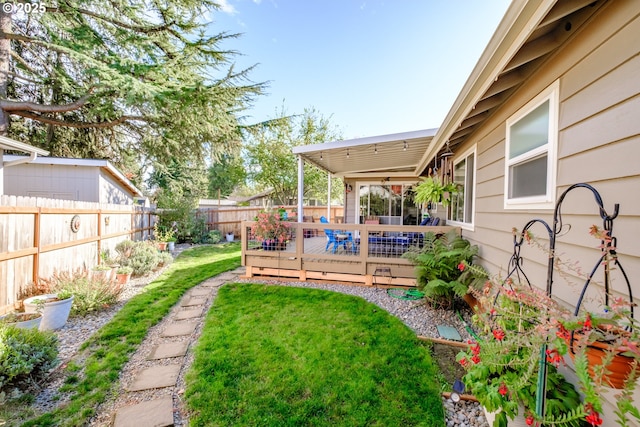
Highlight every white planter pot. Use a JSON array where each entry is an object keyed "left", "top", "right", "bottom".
[
  {"left": 226, "top": 233, "right": 234, "bottom": 242},
  {"left": 24, "top": 294, "right": 74, "bottom": 331},
  {"left": 0, "top": 313, "right": 42, "bottom": 329},
  {"left": 168, "top": 241, "right": 175, "bottom": 251}
]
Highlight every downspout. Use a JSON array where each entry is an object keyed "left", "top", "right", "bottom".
[{"left": 4, "top": 151, "right": 39, "bottom": 167}]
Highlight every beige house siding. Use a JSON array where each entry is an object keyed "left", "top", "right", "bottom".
[{"left": 457, "top": 0, "right": 640, "bottom": 308}]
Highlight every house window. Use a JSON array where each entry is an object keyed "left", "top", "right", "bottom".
[
  {"left": 505, "top": 81, "right": 559, "bottom": 209},
  {"left": 449, "top": 147, "right": 475, "bottom": 226},
  {"left": 357, "top": 183, "right": 419, "bottom": 225}
]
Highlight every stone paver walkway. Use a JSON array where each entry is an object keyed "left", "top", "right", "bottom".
[{"left": 112, "top": 267, "right": 244, "bottom": 427}]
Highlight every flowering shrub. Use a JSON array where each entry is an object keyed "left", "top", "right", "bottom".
[
  {"left": 456, "top": 226, "right": 640, "bottom": 427},
  {"left": 251, "top": 210, "right": 291, "bottom": 244}
]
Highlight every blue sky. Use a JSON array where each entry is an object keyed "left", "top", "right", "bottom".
[{"left": 213, "top": 1, "right": 512, "bottom": 140}]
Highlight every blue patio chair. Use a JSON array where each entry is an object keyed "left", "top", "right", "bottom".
[{"left": 320, "top": 216, "right": 354, "bottom": 253}]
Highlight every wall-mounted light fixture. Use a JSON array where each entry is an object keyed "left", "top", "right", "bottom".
[
  {"left": 374, "top": 144, "right": 378, "bottom": 154},
  {"left": 347, "top": 148, "right": 350, "bottom": 159},
  {"left": 320, "top": 152, "right": 323, "bottom": 160},
  {"left": 403, "top": 141, "right": 408, "bottom": 151}
]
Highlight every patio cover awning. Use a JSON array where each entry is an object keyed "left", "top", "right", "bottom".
[{"left": 292, "top": 128, "right": 437, "bottom": 178}]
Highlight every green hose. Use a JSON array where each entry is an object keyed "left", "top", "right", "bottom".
[
  {"left": 456, "top": 310, "right": 480, "bottom": 341},
  {"left": 386, "top": 288, "right": 425, "bottom": 300}
]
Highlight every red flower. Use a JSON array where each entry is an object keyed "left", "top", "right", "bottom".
[
  {"left": 585, "top": 409, "right": 603, "bottom": 426},
  {"left": 493, "top": 329, "right": 506, "bottom": 341},
  {"left": 556, "top": 324, "right": 570, "bottom": 340},
  {"left": 459, "top": 357, "right": 468, "bottom": 367},
  {"left": 498, "top": 382, "right": 508, "bottom": 396},
  {"left": 581, "top": 313, "right": 593, "bottom": 331},
  {"left": 545, "top": 348, "right": 563, "bottom": 368},
  {"left": 525, "top": 415, "right": 535, "bottom": 426},
  {"left": 471, "top": 355, "right": 481, "bottom": 364},
  {"left": 458, "top": 262, "right": 466, "bottom": 272}
]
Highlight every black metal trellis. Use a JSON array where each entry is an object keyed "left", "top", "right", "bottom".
[{"left": 504, "top": 183, "right": 634, "bottom": 418}]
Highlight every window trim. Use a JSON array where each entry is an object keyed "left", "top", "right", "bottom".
[
  {"left": 504, "top": 80, "right": 559, "bottom": 210},
  {"left": 447, "top": 145, "right": 476, "bottom": 231}
]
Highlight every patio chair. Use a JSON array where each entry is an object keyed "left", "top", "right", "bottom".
[{"left": 320, "top": 216, "right": 354, "bottom": 253}]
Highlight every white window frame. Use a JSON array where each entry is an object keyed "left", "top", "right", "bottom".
[
  {"left": 504, "top": 80, "right": 559, "bottom": 210},
  {"left": 447, "top": 145, "right": 476, "bottom": 231}
]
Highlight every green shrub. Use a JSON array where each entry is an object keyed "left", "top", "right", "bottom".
[
  {"left": 157, "top": 252, "right": 174, "bottom": 268},
  {"left": 204, "top": 230, "right": 222, "bottom": 244},
  {"left": 0, "top": 324, "right": 58, "bottom": 390},
  {"left": 40, "top": 269, "right": 124, "bottom": 317}
]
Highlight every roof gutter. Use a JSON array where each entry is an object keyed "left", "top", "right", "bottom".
[{"left": 4, "top": 151, "right": 40, "bottom": 168}]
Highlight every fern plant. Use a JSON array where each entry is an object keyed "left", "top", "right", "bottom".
[{"left": 402, "top": 230, "right": 486, "bottom": 307}]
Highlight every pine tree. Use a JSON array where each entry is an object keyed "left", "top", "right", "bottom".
[{"left": 0, "top": 1, "right": 262, "bottom": 175}]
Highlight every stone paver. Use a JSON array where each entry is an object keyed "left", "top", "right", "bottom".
[
  {"left": 148, "top": 341, "right": 189, "bottom": 360},
  {"left": 161, "top": 321, "right": 198, "bottom": 337},
  {"left": 200, "top": 279, "right": 225, "bottom": 287},
  {"left": 181, "top": 296, "right": 205, "bottom": 307},
  {"left": 113, "top": 396, "right": 173, "bottom": 427},
  {"left": 126, "top": 365, "right": 181, "bottom": 391},
  {"left": 174, "top": 307, "right": 204, "bottom": 320},
  {"left": 189, "top": 288, "right": 211, "bottom": 297}
]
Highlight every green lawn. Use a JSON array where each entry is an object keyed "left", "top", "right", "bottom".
[{"left": 185, "top": 283, "right": 446, "bottom": 427}]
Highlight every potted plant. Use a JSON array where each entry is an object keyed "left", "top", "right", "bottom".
[
  {"left": 225, "top": 231, "right": 234, "bottom": 242},
  {"left": 457, "top": 226, "right": 640, "bottom": 427},
  {"left": 92, "top": 263, "right": 113, "bottom": 281},
  {"left": 23, "top": 289, "right": 74, "bottom": 331},
  {"left": 153, "top": 222, "right": 176, "bottom": 251},
  {"left": 115, "top": 266, "right": 133, "bottom": 285},
  {"left": 414, "top": 175, "right": 459, "bottom": 208},
  {"left": 0, "top": 311, "right": 43, "bottom": 329},
  {"left": 251, "top": 210, "right": 291, "bottom": 250}
]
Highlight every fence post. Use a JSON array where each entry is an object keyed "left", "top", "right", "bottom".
[{"left": 32, "top": 208, "right": 41, "bottom": 285}]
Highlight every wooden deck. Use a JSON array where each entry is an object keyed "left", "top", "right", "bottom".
[{"left": 241, "top": 221, "right": 461, "bottom": 287}]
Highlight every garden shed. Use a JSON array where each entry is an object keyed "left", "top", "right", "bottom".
[{"left": 2, "top": 155, "right": 142, "bottom": 204}]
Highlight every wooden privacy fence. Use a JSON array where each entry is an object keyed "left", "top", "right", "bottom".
[
  {"left": 196, "top": 205, "right": 344, "bottom": 236},
  {"left": 0, "top": 195, "right": 155, "bottom": 314}
]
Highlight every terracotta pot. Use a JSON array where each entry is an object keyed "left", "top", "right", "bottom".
[
  {"left": 569, "top": 334, "right": 639, "bottom": 389},
  {"left": 116, "top": 273, "right": 131, "bottom": 285},
  {"left": 462, "top": 293, "right": 482, "bottom": 313},
  {"left": 157, "top": 242, "right": 168, "bottom": 251}
]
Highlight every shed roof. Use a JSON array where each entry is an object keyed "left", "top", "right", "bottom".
[{"left": 3, "top": 155, "right": 143, "bottom": 197}]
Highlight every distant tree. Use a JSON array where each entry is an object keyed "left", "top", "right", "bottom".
[
  {"left": 207, "top": 153, "right": 246, "bottom": 199},
  {"left": 0, "top": 1, "right": 262, "bottom": 175},
  {"left": 245, "top": 107, "right": 343, "bottom": 206}
]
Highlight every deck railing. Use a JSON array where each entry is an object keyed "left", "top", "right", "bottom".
[{"left": 241, "top": 221, "right": 461, "bottom": 286}]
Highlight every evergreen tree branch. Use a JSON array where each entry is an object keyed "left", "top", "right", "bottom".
[
  {"left": 0, "top": 90, "right": 93, "bottom": 112},
  {"left": 10, "top": 110, "right": 147, "bottom": 128}
]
